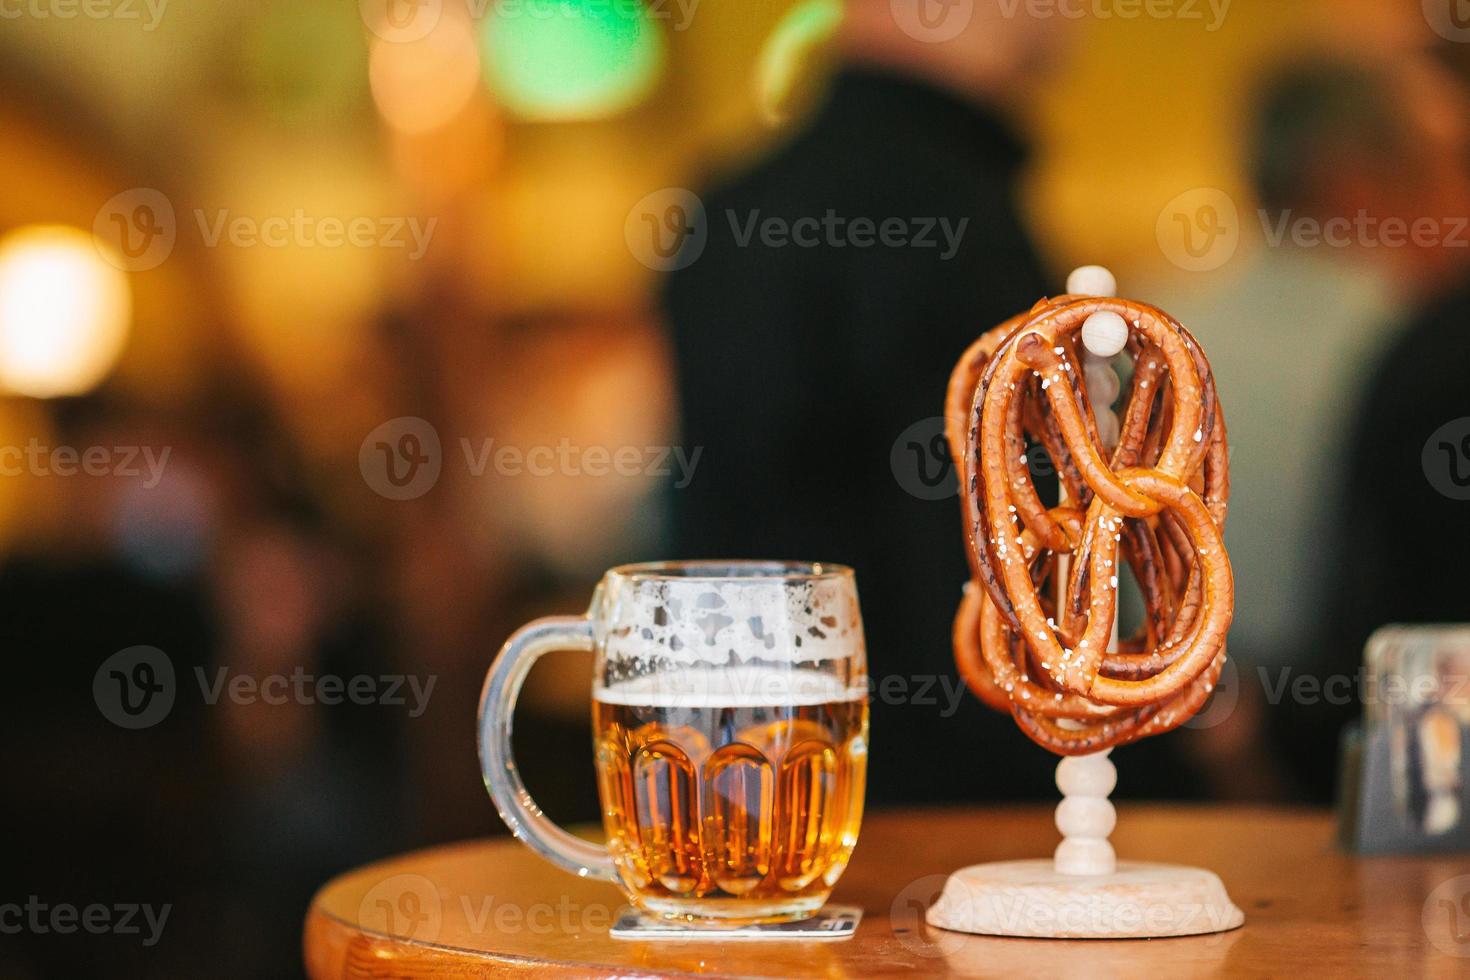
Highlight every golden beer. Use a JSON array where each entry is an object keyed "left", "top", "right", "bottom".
[
  {"left": 481, "top": 560, "right": 868, "bottom": 926},
  {"left": 594, "top": 667, "right": 868, "bottom": 922}
]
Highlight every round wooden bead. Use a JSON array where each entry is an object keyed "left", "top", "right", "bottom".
[
  {"left": 1056, "top": 753, "right": 1117, "bottom": 797},
  {"left": 1066, "top": 265, "right": 1117, "bottom": 298},
  {"left": 1081, "top": 311, "right": 1129, "bottom": 358},
  {"left": 1056, "top": 796, "right": 1117, "bottom": 839}
]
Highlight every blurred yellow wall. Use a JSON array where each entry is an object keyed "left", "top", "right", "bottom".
[
  {"left": 1029, "top": 0, "right": 1425, "bottom": 282},
  {"left": 0, "top": 0, "right": 1442, "bottom": 379}
]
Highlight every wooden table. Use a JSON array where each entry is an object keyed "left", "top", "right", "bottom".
[{"left": 304, "top": 806, "right": 1468, "bottom": 977}]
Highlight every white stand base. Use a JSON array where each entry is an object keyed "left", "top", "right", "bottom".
[{"left": 926, "top": 859, "right": 1243, "bottom": 939}]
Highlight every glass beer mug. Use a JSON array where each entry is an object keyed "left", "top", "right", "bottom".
[{"left": 479, "top": 561, "right": 869, "bottom": 925}]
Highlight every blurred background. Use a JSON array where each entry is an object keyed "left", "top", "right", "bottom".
[{"left": 3, "top": 0, "right": 1468, "bottom": 975}]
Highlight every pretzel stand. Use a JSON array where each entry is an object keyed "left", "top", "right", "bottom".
[{"left": 928, "top": 266, "right": 1243, "bottom": 939}]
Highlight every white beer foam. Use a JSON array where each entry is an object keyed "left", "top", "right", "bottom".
[
  {"left": 595, "top": 665, "right": 864, "bottom": 708},
  {"left": 600, "top": 575, "right": 865, "bottom": 666}
]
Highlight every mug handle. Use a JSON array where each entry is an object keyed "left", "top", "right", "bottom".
[{"left": 477, "top": 615, "right": 617, "bottom": 881}]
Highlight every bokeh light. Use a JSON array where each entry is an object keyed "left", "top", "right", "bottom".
[
  {"left": 369, "top": 16, "right": 482, "bottom": 135},
  {"left": 0, "top": 225, "right": 131, "bottom": 398},
  {"left": 480, "top": 0, "right": 665, "bottom": 120},
  {"left": 756, "top": 0, "right": 843, "bottom": 125}
]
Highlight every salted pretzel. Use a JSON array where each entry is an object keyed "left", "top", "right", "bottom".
[{"left": 947, "top": 294, "right": 1233, "bottom": 755}]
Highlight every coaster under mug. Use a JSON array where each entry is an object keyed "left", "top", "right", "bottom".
[{"left": 610, "top": 905, "right": 863, "bottom": 942}]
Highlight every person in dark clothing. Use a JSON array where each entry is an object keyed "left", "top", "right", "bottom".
[
  {"left": 1260, "top": 56, "right": 1470, "bottom": 802},
  {"left": 663, "top": 9, "right": 1209, "bottom": 803},
  {"left": 1312, "top": 281, "right": 1470, "bottom": 791}
]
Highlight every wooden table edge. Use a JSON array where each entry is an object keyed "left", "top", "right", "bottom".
[
  {"left": 305, "top": 899, "right": 660, "bottom": 979},
  {"left": 301, "top": 804, "right": 1345, "bottom": 978}
]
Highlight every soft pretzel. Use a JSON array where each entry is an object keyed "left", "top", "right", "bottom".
[{"left": 947, "top": 295, "right": 1233, "bottom": 755}]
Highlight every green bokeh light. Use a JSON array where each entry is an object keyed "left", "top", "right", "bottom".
[
  {"left": 481, "top": 0, "right": 666, "bottom": 121},
  {"left": 756, "top": 0, "right": 844, "bottom": 124}
]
